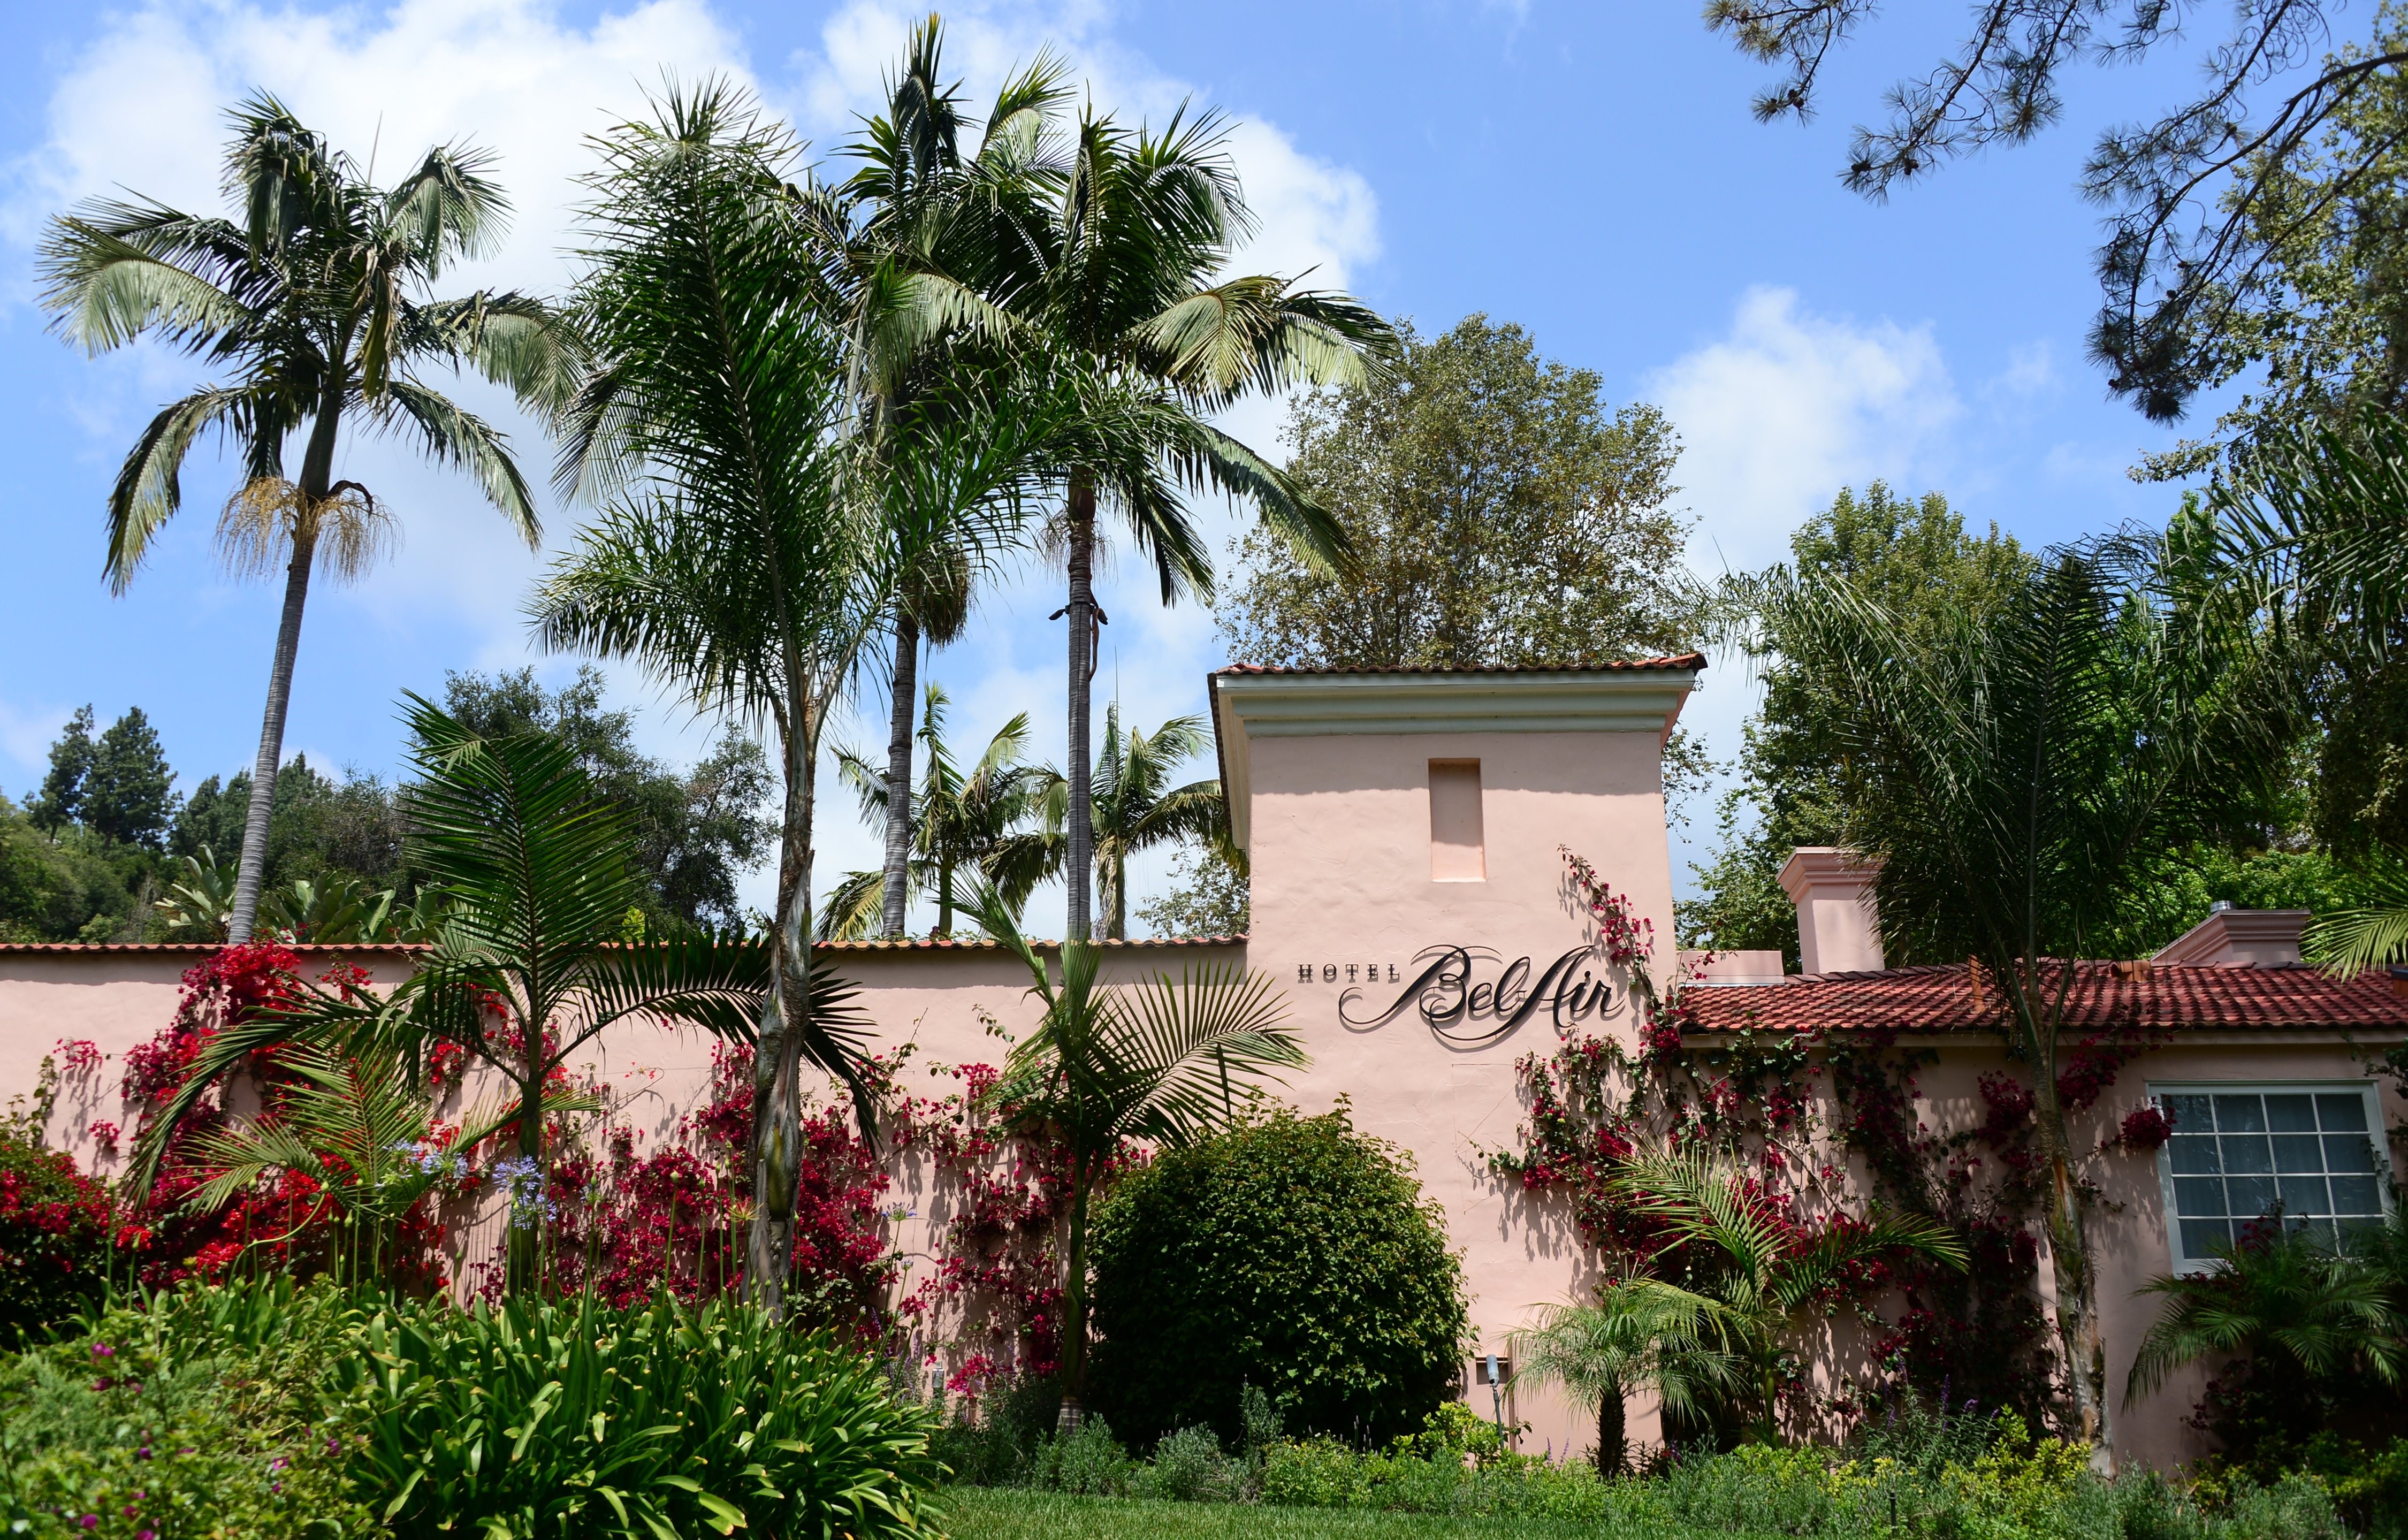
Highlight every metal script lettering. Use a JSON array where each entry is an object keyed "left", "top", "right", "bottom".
[{"left": 1338, "top": 944, "right": 1611, "bottom": 1047}]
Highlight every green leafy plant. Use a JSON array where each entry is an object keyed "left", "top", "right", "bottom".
[
  {"left": 352, "top": 1291, "right": 942, "bottom": 1540},
  {"left": 1607, "top": 1149, "right": 1967, "bottom": 1445},
  {"left": 135, "top": 696, "right": 801, "bottom": 1298},
  {"left": 1508, "top": 1278, "right": 1739, "bottom": 1473},
  {"left": 1087, "top": 1106, "right": 1468, "bottom": 1449},
  {"left": 2128, "top": 1221, "right": 2404, "bottom": 1461},
  {"left": 1, "top": 1277, "right": 376, "bottom": 1540},
  {"left": 179, "top": 1044, "right": 593, "bottom": 1287}
]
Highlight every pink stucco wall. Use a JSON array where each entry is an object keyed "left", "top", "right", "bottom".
[{"left": 0, "top": 946, "right": 420, "bottom": 1181}]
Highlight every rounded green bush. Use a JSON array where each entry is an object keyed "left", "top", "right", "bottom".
[{"left": 1087, "top": 1107, "right": 1468, "bottom": 1448}]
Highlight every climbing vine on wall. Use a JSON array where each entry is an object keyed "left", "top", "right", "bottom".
[{"left": 1493, "top": 848, "right": 2179, "bottom": 1436}]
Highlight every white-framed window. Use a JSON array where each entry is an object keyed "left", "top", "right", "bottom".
[{"left": 2150, "top": 1081, "right": 2394, "bottom": 1274}]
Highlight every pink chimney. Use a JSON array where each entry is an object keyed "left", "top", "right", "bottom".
[{"left": 1778, "top": 847, "right": 1886, "bottom": 975}]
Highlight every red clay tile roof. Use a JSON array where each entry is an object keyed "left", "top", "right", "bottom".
[
  {"left": 1213, "top": 655, "right": 1705, "bottom": 677},
  {"left": 1, "top": 936, "right": 1246, "bottom": 956},
  {"left": 1681, "top": 962, "right": 2408, "bottom": 1036},
  {"left": 815, "top": 934, "right": 1245, "bottom": 951},
  {"left": 0, "top": 942, "right": 424, "bottom": 956}
]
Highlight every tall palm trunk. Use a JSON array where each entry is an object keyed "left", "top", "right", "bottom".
[
  {"left": 881, "top": 613, "right": 919, "bottom": 939},
  {"left": 2032, "top": 1065, "right": 2114, "bottom": 1468},
  {"left": 749, "top": 676, "right": 821, "bottom": 1321},
  {"left": 1102, "top": 841, "right": 1126, "bottom": 940},
  {"left": 1064, "top": 474, "right": 1098, "bottom": 942},
  {"left": 227, "top": 388, "right": 342, "bottom": 944},
  {"left": 1058, "top": 1153, "right": 1093, "bottom": 1432}
]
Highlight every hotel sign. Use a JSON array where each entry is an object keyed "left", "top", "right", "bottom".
[{"left": 1296, "top": 945, "right": 1616, "bottom": 1048}]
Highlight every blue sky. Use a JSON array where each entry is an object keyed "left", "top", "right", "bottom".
[{"left": 0, "top": 0, "right": 2232, "bottom": 931}]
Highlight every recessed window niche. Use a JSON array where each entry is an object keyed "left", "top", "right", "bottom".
[{"left": 1428, "top": 759, "right": 1485, "bottom": 881}]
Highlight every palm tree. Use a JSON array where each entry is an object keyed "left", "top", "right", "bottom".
[
  {"left": 1089, "top": 705, "right": 1226, "bottom": 940},
  {"left": 38, "top": 94, "right": 577, "bottom": 944},
  {"left": 1509, "top": 1279, "right": 1740, "bottom": 1473},
  {"left": 1607, "top": 1150, "right": 1966, "bottom": 1445},
  {"left": 134, "top": 696, "right": 792, "bottom": 1297},
  {"left": 532, "top": 82, "right": 1081, "bottom": 1316},
  {"left": 182, "top": 1043, "right": 592, "bottom": 1286},
  {"left": 827, "top": 683, "right": 1061, "bottom": 940},
  {"left": 961, "top": 881, "right": 1306, "bottom": 1432},
  {"left": 134, "top": 698, "right": 790, "bottom": 1299},
  {"left": 836, "top": 24, "right": 1061, "bottom": 942},
  {"left": 1734, "top": 534, "right": 2298, "bottom": 1460},
  {"left": 999, "top": 103, "right": 1399, "bottom": 942},
  {"left": 2127, "top": 1223, "right": 2403, "bottom": 1412},
  {"left": 2211, "top": 409, "right": 2408, "bottom": 976}
]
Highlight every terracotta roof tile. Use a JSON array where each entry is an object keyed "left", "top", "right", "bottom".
[
  {"left": 0, "top": 942, "right": 424, "bottom": 956},
  {"left": 1213, "top": 655, "right": 1705, "bottom": 677},
  {"left": 2, "top": 936, "right": 1247, "bottom": 956},
  {"left": 816, "top": 934, "right": 1245, "bottom": 951},
  {"left": 1682, "top": 961, "right": 2408, "bottom": 1036}
]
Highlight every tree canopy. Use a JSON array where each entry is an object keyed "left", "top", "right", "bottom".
[{"left": 1217, "top": 315, "right": 1694, "bottom": 672}]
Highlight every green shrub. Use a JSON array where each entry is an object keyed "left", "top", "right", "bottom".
[
  {"left": 1023, "top": 1420, "right": 1134, "bottom": 1496},
  {"left": 351, "top": 1292, "right": 943, "bottom": 1539},
  {"left": 0, "top": 1115, "right": 114, "bottom": 1348},
  {"left": 928, "top": 1371, "right": 1062, "bottom": 1488},
  {"left": 0, "top": 1277, "right": 374, "bottom": 1540},
  {"left": 1133, "top": 1425, "right": 1245, "bottom": 1502},
  {"left": 1088, "top": 1108, "right": 1468, "bottom": 1447}
]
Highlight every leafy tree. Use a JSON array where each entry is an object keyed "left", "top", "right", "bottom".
[
  {"left": 827, "top": 683, "right": 1060, "bottom": 941},
  {"left": 1507, "top": 1280, "right": 1738, "bottom": 1473},
  {"left": 1220, "top": 315, "right": 1694, "bottom": 670},
  {"left": 964, "top": 881, "right": 1307, "bottom": 1434},
  {"left": 0, "top": 795, "right": 142, "bottom": 942},
  {"left": 1089, "top": 706, "right": 1225, "bottom": 942},
  {"left": 1135, "top": 845, "right": 1249, "bottom": 939},
  {"left": 171, "top": 757, "right": 378, "bottom": 891},
  {"left": 1087, "top": 1107, "right": 1469, "bottom": 1450},
  {"left": 1682, "top": 485, "right": 2033, "bottom": 964},
  {"left": 2131, "top": 9, "right": 2408, "bottom": 483},
  {"left": 85, "top": 707, "right": 177, "bottom": 850},
  {"left": 437, "top": 666, "right": 773, "bottom": 931},
  {"left": 1749, "top": 532, "right": 2298, "bottom": 1459},
  {"left": 39, "top": 93, "right": 576, "bottom": 943},
  {"left": 1704, "top": 1, "right": 2408, "bottom": 421},
  {"left": 27, "top": 707, "right": 96, "bottom": 833},
  {"left": 1608, "top": 1150, "right": 1965, "bottom": 1446}
]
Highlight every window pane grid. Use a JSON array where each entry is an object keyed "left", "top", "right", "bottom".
[{"left": 2158, "top": 1086, "right": 2389, "bottom": 1264}]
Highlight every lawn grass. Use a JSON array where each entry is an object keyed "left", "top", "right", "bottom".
[{"left": 933, "top": 1485, "right": 1766, "bottom": 1540}]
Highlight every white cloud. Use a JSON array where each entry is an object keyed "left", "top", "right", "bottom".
[
  {"left": 7, "top": 0, "right": 753, "bottom": 291},
  {"left": 1646, "top": 285, "right": 1960, "bottom": 580},
  {"left": 1642, "top": 286, "right": 1963, "bottom": 892},
  {"left": 0, "top": 699, "right": 72, "bottom": 783}
]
